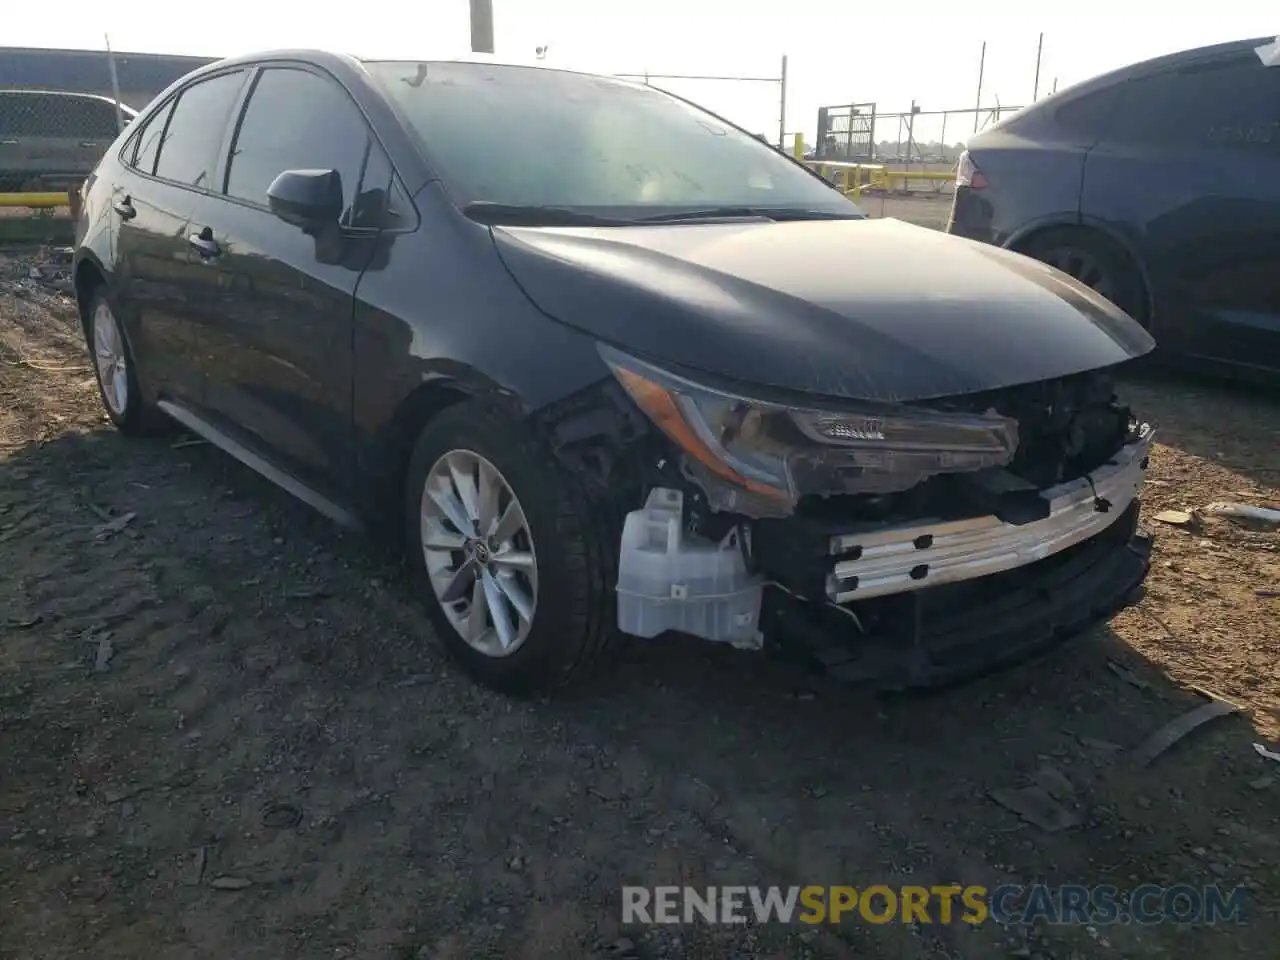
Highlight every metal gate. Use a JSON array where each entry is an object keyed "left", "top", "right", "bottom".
[{"left": 815, "top": 103, "right": 877, "bottom": 161}]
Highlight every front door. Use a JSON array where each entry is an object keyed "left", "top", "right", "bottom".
[{"left": 186, "top": 65, "right": 378, "bottom": 493}]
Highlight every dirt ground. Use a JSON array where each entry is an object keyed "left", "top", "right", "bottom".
[
  {"left": 869, "top": 193, "right": 954, "bottom": 231},
  {"left": 1, "top": 248, "right": 1278, "bottom": 960}
]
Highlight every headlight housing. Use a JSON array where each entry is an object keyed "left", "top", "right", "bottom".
[{"left": 600, "top": 344, "right": 1019, "bottom": 514}]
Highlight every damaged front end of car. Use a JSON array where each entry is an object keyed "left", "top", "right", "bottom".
[{"left": 541, "top": 345, "right": 1154, "bottom": 688}]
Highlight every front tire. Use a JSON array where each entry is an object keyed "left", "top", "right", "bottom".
[{"left": 403, "top": 401, "right": 616, "bottom": 695}]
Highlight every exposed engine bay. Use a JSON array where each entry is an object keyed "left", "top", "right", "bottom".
[{"left": 539, "top": 351, "right": 1154, "bottom": 685}]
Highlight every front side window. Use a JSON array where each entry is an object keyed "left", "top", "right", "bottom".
[
  {"left": 365, "top": 61, "right": 856, "bottom": 217},
  {"left": 154, "top": 70, "right": 247, "bottom": 188},
  {"left": 225, "top": 67, "right": 369, "bottom": 213}
]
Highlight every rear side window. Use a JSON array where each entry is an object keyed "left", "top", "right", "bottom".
[
  {"left": 1053, "top": 86, "right": 1120, "bottom": 138},
  {"left": 0, "top": 92, "right": 121, "bottom": 138},
  {"left": 154, "top": 70, "right": 247, "bottom": 189},
  {"left": 131, "top": 99, "right": 175, "bottom": 175},
  {"left": 1112, "top": 57, "right": 1280, "bottom": 149},
  {"left": 224, "top": 67, "right": 368, "bottom": 213}
]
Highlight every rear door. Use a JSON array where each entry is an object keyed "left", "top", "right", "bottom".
[
  {"left": 185, "top": 64, "right": 380, "bottom": 492},
  {"left": 111, "top": 70, "right": 249, "bottom": 407},
  {"left": 1082, "top": 51, "right": 1280, "bottom": 372}
]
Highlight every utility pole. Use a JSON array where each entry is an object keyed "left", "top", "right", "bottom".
[
  {"left": 470, "top": 0, "right": 494, "bottom": 54},
  {"left": 104, "top": 33, "right": 124, "bottom": 134},
  {"left": 777, "top": 55, "right": 788, "bottom": 151},
  {"left": 973, "top": 40, "right": 986, "bottom": 133},
  {"left": 1033, "top": 32, "right": 1043, "bottom": 101}
]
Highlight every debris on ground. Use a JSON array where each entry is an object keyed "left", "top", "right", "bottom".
[
  {"left": 284, "top": 586, "right": 331, "bottom": 601},
  {"left": 260, "top": 802, "right": 303, "bottom": 829},
  {"left": 209, "top": 876, "right": 252, "bottom": 891},
  {"left": 1203, "top": 501, "right": 1280, "bottom": 531},
  {"left": 1253, "top": 742, "right": 1280, "bottom": 764},
  {"left": 1153, "top": 508, "right": 1195, "bottom": 526},
  {"left": 1032, "top": 763, "right": 1076, "bottom": 801},
  {"left": 1131, "top": 696, "right": 1241, "bottom": 767},
  {"left": 990, "top": 784, "right": 1083, "bottom": 833},
  {"left": 91, "top": 511, "right": 137, "bottom": 542},
  {"left": 92, "top": 632, "right": 114, "bottom": 672},
  {"left": 181, "top": 846, "right": 208, "bottom": 887},
  {"left": 1108, "top": 659, "right": 1154, "bottom": 691}
]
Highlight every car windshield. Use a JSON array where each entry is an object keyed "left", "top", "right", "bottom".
[{"left": 364, "top": 61, "right": 861, "bottom": 221}]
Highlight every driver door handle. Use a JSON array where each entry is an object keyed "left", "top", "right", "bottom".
[
  {"left": 113, "top": 198, "right": 136, "bottom": 220},
  {"left": 188, "top": 227, "right": 220, "bottom": 258}
]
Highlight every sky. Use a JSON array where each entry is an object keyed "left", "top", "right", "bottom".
[{"left": 9, "top": 1, "right": 1277, "bottom": 145}]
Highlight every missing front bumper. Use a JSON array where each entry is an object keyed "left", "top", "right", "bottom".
[
  {"left": 765, "top": 503, "right": 1152, "bottom": 688},
  {"left": 825, "top": 426, "right": 1152, "bottom": 603}
]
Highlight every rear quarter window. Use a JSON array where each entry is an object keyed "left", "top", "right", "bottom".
[
  {"left": 1110, "top": 56, "right": 1280, "bottom": 150},
  {"left": 1052, "top": 86, "right": 1121, "bottom": 139}
]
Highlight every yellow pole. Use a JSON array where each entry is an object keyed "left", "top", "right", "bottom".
[{"left": 0, "top": 192, "right": 68, "bottom": 208}]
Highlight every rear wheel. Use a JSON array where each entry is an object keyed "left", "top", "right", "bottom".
[
  {"left": 404, "top": 401, "right": 616, "bottom": 695},
  {"left": 1022, "top": 229, "right": 1147, "bottom": 326},
  {"left": 88, "top": 290, "right": 165, "bottom": 435}
]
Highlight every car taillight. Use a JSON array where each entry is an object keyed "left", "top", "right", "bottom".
[{"left": 956, "top": 150, "right": 989, "bottom": 190}]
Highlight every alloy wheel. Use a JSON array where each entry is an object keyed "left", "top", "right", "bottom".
[
  {"left": 1039, "top": 245, "right": 1117, "bottom": 303},
  {"left": 419, "top": 449, "right": 538, "bottom": 658},
  {"left": 92, "top": 301, "right": 129, "bottom": 416}
]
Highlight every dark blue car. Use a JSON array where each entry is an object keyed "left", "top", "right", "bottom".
[{"left": 949, "top": 36, "right": 1280, "bottom": 382}]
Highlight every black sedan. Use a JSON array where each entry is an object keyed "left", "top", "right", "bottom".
[
  {"left": 949, "top": 35, "right": 1280, "bottom": 382},
  {"left": 74, "top": 51, "right": 1156, "bottom": 694}
]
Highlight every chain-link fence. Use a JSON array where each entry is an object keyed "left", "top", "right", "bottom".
[
  {"left": 0, "top": 89, "right": 136, "bottom": 196},
  {"left": 813, "top": 102, "right": 1025, "bottom": 169}
]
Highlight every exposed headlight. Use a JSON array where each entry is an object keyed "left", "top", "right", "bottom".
[{"left": 600, "top": 344, "right": 1018, "bottom": 508}]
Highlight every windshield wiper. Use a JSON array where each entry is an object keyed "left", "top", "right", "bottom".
[
  {"left": 463, "top": 201, "right": 865, "bottom": 227},
  {"left": 633, "top": 206, "right": 865, "bottom": 223},
  {"left": 462, "top": 202, "right": 630, "bottom": 227}
]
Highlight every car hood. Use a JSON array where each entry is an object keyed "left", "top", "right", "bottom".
[{"left": 490, "top": 217, "right": 1155, "bottom": 403}]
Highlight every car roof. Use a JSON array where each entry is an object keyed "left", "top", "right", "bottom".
[
  {"left": 1053, "top": 35, "right": 1274, "bottom": 102},
  {"left": 978, "top": 34, "right": 1275, "bottom": 138},
  {"left": 178, "top": 49, "right": 642, "bottom": 92}
]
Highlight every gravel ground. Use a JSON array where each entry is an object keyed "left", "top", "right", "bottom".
[{"left": 1, "top": 248, "right": 1278, "bottom": 960}]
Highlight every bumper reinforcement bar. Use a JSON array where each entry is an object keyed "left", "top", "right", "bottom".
[{"left": 826, "top": 425, "right": 1153, "bottom": 603}]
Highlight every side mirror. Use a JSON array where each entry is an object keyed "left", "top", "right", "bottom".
[{"left": 267, "top": 169, "right": 343, "bottom": 229}]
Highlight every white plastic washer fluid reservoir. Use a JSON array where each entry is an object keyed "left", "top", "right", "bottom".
[{"left": 616, "top": 487, "right": 764, "bottom": 649}]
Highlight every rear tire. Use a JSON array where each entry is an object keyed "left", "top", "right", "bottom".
[
  {"left": 87, "top": 289, "right": 168, "bottom": 436},
  {"left": 403, "top": 400, "right": 616, "bottom": 695},
  {"left": 1021, "top": 228, "right": 1148, "bottom": 326}
]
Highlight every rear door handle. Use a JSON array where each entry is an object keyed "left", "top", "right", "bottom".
[
  {"left": 188, "top": 229, "right": 220, "bottom": 258},
  {"left": 112, "top": 198, "right": 136, "bottom": 220}
]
